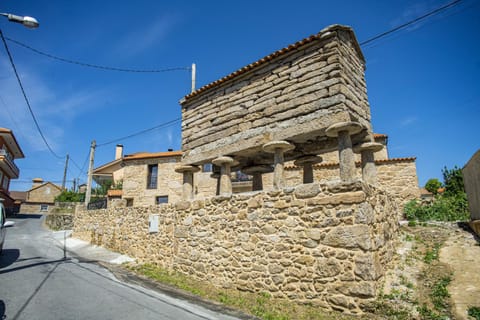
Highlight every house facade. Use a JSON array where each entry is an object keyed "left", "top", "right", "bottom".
[
  {"left": 92, "top": 144, "right": 125, "bottom": 187},
  {"left": 121, "top": 151, "right": 184, "bottom": 206},
  {"left": 93, "top": 148, "right": 185, "bottom": 207},
  {"left": 20, "top": 178, "right": 63, "bottom": 213},
  {"left": 0, "top": 128, "right": 25, "bottom": 213}
]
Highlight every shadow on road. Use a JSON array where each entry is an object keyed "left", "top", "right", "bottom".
[
  {"left": 0, "top": 258, "right": 70, "bottom": 274},
  {"left": 0, "top": 300, "right": 5, "bottom": 319},
  {"left": 457, "top": 221, "right": 480, "bottom": 244},
  {"left": 0, "top": 249, "right": 20, "bottom": 268},
  {"left": 10, "top": 214, "right": 43, "bottom": 220}
]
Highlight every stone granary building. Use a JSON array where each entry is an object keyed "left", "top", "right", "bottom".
[
  {"left": 178, "top": 24, "right": 417, "bottom": 202},
  {"left": 75, "top": 25, "right": 414, "bottom": 313}
]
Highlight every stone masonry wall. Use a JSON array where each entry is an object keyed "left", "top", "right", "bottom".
[
  {"left": 20, "top": 203, "right": 49, "bottom": 214},
  {"left": 181, "top": 25, "right": 371, "bottom": 165},
  {"left": 74, "top": 181, "right": 399, "bottom": 314},
  {"left": 281, "top": 159, "right": 419, "bottom": 213}
]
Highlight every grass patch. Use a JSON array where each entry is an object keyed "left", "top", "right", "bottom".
[
  {"left": 127, "top": 263, "right": 365, "bottom": 320},
  {"left": 423, "top": 243, "right": 440, "bottom": 264},
  {"left": 468, "top": 306, "right": 480, "bottom": 320}
]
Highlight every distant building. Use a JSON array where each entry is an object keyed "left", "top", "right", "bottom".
[
  {"left": 8, "top": 191, "right": 27, "bottom": 214},
  {"left": 20, "top": 178, "right": 62, "bottom": 213},
  {"left": 0, "top": 127, "right": 25, "bottom": 213}
]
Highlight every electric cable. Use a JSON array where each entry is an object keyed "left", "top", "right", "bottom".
[
  {"left": 0, "top": 28, "right": 65, "bottom": 160},
  {"left": 5, "top": 36, "right": 191, "bottom": 73},
  {"left": 360, "top": 0, "right": 462, "bottom": 46},
  {"left": 96, "top": 117, "right": 181, "bottom": 147}
]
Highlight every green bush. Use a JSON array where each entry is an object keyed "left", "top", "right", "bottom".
[
  {"left": 404, "top": 193, "right": 469, "bottom": 222},
  {"left": 55, "top": 190, "right": 85, "bottom": 202},
  {"left": 405, "top": 165, "right": 469, "bottom": 222},
  {"left": 468, "top": 306, "right": 480, "bottom": 320}
]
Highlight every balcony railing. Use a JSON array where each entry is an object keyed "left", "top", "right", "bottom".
[{"left": 0, "top": 149, "right": 20, "bottom": 176}]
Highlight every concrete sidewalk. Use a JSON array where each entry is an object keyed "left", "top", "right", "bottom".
[
  {"left": 48, "top": 229, "right": 253, "bottom": 320},
  {"left": 51, "top": 230, "right": 135, "bottom": 265}
]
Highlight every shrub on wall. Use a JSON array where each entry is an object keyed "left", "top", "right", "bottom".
[{"left": 404, "top": 166, "right": 469, "bottom": 222}]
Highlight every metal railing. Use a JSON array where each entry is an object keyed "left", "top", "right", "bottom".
[
  {"left": 87, "top": 198, "right": 107, "bottom": 210},
  {"left": 0, "top": 149, "right": 19, "bottom": 174}
]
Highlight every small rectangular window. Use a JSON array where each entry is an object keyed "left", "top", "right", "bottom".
[
  {"left": 147, "top": 164, "right": 158, "bottom": 189},
  {"left": 202, "top": 163, "right": 212, "bottom": 172},
  {"left": 2, "top": 176, "right": 9, "bottom": 190},
  {"left": 125, "top": 198, "right": 133, "bottom": 207},
  {"left": 40, "top": 204, "right": 48, "bottom": 211},
  {"left": 155, "top": 195, "right": 168, "bottom": 204}
]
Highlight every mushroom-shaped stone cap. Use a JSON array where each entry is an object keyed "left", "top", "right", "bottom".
[
  {"left": 326, "top": 121, "right": 363, "bottom": 137},
  {"left": 353, "top": 142, "right": 384, "bottom": 153},
  {"left": 262, "top": 140, "right": 295, "bottom": 153},
  {"left": 175, "top": 164, "right": 201, "bottom": 173},
  {"left": 242, "top": 165, "right": 273, "bottom": 175},
  {"left": 212, "top": 156, "right": 235, "bottom": 166},
  {"left": 294, "top": 155, "right": 323, "bottom": 166}
]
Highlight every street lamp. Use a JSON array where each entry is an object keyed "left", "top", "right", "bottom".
[{"left": 1, "top": 12, "right": 39, "bottom": 29}]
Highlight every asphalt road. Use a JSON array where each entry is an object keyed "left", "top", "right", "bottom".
[{"left": 0, "top": 215, "right": 241, "bottom": 320}]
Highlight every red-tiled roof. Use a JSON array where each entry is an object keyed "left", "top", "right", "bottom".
[
  {"left": 124, "top": 151, "right": 182, "bottom": 161},
  {"left": 182, "top": 25, "right": 363, "bottom": 102},
  {"left": 28, "top": 182, "right": 62, "bottom": 193}
]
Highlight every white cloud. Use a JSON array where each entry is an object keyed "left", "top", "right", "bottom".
[
  {"left": 400, "top": 116, "right": 418, "bottom": 127},
  {"left": 115, "top": 15, "right": 178, "bottom": 57}
]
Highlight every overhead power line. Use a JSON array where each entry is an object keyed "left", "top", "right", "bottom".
[
  {"left": 360, "top": 0, "right": 462, "bottom": 46},
  {"left": 96, "top": 117, "right": 181, "bottom": 147},
  {"left": 5, "top": 36, "right": 191, "bottom": 73},
  {"left": 0, "top": 28, "right": 64, "bottom": 160}
]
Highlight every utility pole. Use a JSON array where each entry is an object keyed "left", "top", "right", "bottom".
[
  {"left": 62, "top": 154, "right": 69, "bottom": 190},
  {"left": 191, "top": 63, "right": 196, "bottom": 93},
  {"left": 85, "top": 140, "right": 96, "bottom": 206}
]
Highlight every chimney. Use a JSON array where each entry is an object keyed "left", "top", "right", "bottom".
[
  {"left": 32, "top": 178, "right": 43, "bottom": 189},
  {"left": 115, "top": 144, "right": 123, "bottom": 160}
]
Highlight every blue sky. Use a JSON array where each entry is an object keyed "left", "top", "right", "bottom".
[{"left": 1, "top": 0, "right": 479, "bottom": 191}]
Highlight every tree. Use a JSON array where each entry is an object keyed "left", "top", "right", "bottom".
[
  {"left": 425, "top": 178, "right": 442, "bottom": 195},
  {"left": 442, "top": 166, "right": 464, "bottom": 196}
]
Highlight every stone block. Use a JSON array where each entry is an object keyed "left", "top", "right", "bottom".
[
  {"left": 294, "top": 183, "right": 321, "bottom": 199},
  {"left": 354, "top": 253, "right": 382, "bottom": 281},
  {"left": 175, "top": 201, "right": 191, "bottom": 211},
  {"left": 268, "top": 264, "right": 284, "bottom": 274},
  {"left": 323, "top": 225, "right": 372, "bottom": 250},
  {"left": 174, "top": 226, "right": 189, "bottom": 238}
]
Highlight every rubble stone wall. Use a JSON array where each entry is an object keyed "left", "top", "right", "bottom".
[{"left": 74, "top": 181, "right": 399, "bottom": 313}]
